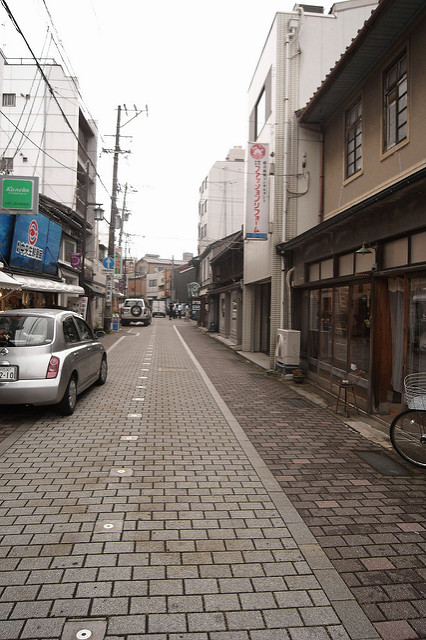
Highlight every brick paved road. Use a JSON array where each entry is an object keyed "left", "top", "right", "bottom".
[
  {"left": 0, "top": 319, "right": 424, "bottom": 640},
  {"left": 179, "top": 324, "right": 426, "bottom": 640}
]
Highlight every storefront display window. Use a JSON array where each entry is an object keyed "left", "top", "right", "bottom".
[
  {"left": 319, "top": 288, "right": 332, "bottom": 365},
  {"left": 408, "top": 278, "right": 426, "bottom": 375},
  {"left": 334, "top": 286, "right": 349, "bottom": 370},
  {"left": 349, "top": 283, "right": 371, "bottom": 376},
  {"left": 308, "top": 290, "right": 319, "bottom": 372},
  {"left": 306, "top": 283, "right": 370, "bottom": 400}
]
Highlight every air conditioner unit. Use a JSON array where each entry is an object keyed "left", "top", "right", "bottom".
[{"left": 275, "top": 329, "right": 300, "bottom": 367}]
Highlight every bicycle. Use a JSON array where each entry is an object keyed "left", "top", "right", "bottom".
[{"left": 390, "top": 373, "right": 426, "bottom": 468}]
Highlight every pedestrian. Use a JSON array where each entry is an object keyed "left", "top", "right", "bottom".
[
  {"left": 169, "top": 302, "right": 174, "bottom": 320},
  {"left": 184, "top": 304, "right": 190, "bottom": 322},
  {"left": 177, "top": 303, "right": 182, "bottom": 319}
]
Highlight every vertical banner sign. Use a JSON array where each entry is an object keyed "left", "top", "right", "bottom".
[
  {"left": 105, "top": 274, "right": 113, "bottom": 304},
  {"left": 245, "top": 143, "right": 269, "bottom": 239},
  {"left": 114, "top": 247, "right": 122, "bottom": 275}
]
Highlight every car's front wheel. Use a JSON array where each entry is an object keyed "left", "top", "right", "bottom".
[{"left": 57, "top": 375, "right": 77, "bottom": 415}]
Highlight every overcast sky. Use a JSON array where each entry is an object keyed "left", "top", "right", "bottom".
[{"left": 1, "top": 0, "right": 333, "bottom": 260}]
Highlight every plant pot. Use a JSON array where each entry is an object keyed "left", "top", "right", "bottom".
[{"left": 293, "top": 375, "right": 305, "bottom": 384}]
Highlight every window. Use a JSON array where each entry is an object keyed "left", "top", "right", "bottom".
[
  {"left": 345, "top": 98, "right": 362, "bottom": 178},
  {"left": 249, "top": 68, "right": 272, "bottom": 141},
  {"left": 255, "top": 88, "right": 266, "bottom": 139},
  {"left": 62, "top": 238, "right": 77, "bottom": 263},
  {"left": 2, "top": 93, "right": 16, "bottom": 107},
  {"left": 74, "top": 316, "right": 93, "bottom": 341},
  {"left": 384, "top": 52, "right": 408, "bottom": 151},
  {"left": 63, "top": 317, "right": 80, "bottom": 344},
  {"left": 0, "top": 157, "right": 13, "bottom": 173}
]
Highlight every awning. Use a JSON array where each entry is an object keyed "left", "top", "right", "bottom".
[
  {"left": 86, "top": 283, "right": 105, "bottom": 297},
  {"left": 0, "top": 271, "right": 21, "bottom": 290},
  {"left": 12, "top": 275, "right": 84, "bottom": 295}
]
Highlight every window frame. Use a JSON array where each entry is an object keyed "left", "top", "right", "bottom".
[
  {"left": 345, "top": 97, "right": 363, "bottom": 180},
  {"left": 0, "top": 157, "right": 14, "bottom": 173},
  {"left": 383, "top": 50, "right": 408, "bottom": 153},
  {"left": 2, "top": 93, "right": 16, "bottom": 107}
]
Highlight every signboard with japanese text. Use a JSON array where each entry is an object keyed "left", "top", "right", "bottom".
[
  {"left": 245, "top": 143, "right": 269, "bottom": 239},
  {"left": 0, "top": 213, "right": 15, "bottom": 262},
  {"left": 9, "top": 213, "right": 62, "bottom": 275},
  {"left": 114, "top": 247, "right": 122, "bottom": 275},
  {"left": 0, "top": 176, "right": 39, "bottom": 215}
]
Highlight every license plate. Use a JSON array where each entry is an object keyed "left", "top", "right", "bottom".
[{"left": 0, "top": 366, "right": 18, "bottom": 381}]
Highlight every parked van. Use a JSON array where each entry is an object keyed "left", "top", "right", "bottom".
[{"left": 151, "top": 300, "right": 167, "bottom": 317}]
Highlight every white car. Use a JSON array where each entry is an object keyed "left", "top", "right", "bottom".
[
  {"left": 0, "top": 308, "right": 107, "bottom": 415},
  {"left": 120, "top": 298, "right": 152, "bottom": 326}
]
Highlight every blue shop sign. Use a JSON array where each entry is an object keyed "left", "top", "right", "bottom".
[
  {"left": 0, "top": 213, "right": 15, "bottom": 262},
  {"left": 10, "top": 213, "right": 62, "bottom": 275}
]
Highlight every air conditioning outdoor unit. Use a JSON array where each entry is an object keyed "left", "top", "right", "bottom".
[{"left": 275, "top": 329, "right": 300, "bottom": 369}]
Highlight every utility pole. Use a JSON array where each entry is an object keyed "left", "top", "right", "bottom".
[
  {"left": 104, "top": 106, "right": 121, "bottom": 331},
  {"left": 103, "top": 104, "right": 148, "bottom": 331}
]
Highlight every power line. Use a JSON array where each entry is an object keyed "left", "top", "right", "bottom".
[{"left": 0, "top": 0, "right": 109, "bottom": 194}]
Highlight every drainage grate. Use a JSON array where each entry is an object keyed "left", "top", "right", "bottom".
[{"left": 356, "top": 450, "right": 411, "bottom": 475}]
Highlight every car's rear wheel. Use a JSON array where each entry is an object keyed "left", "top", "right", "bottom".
[
  {"left": 97, "top": 356, "right": 108, "bottom": 385},
  {"left": 57, "top": 375, "right": 77, "bottom": 415}
]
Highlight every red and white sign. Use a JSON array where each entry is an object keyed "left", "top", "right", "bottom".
[
  {"left": 28, "top": 219, "right": 38, "bottom": 245},
  {"left": 245, "top": 142, "right": 269, "bottom": 239}
]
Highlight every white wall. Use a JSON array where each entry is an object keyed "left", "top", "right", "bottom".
[
  {"left": 198, "top": 147, "right": 245, "bottom": 254},
  {"left": 0, "top": 60, "right": 80, "bottom": 207}
]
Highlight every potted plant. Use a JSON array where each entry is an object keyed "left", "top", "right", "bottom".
[{"left": 292, "top": 368, "right": 305, "bottom": 383}]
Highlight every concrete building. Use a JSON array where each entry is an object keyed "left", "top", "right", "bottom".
[
  {"left": 0, "top": 55, "right": 104, "bottom": 323},
  {"left": 241, "top": 1, "right": 379, "bottom": 366},
  {"left": 198, "top": 146, "right": 245, "bottom": 255}
]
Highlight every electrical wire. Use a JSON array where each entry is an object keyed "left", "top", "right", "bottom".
[{"left": 0, "top": 0, "right": 110, "bottom": 195}]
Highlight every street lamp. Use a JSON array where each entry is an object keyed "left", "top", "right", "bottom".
[{"left": 93, "top": 205, "right": 105, "bottom": 222}]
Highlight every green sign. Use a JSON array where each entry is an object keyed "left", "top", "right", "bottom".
[{"left": 0, "top": 176, "right": 39, "bottom": 214}]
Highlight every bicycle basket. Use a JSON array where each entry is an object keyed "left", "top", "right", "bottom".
[{"left": 404, "top": 373, "right": 426, "bottom": 410}]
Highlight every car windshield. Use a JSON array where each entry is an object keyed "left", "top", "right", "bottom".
[
  {"left": 0, "top": 314, "right": 54, "bottom": 347},
  {"left": 125, "top": 299, "right": 143, "bottom": 306}
]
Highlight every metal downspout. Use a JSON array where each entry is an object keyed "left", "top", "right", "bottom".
[{"left": 281, "top": 10, "right": 301, "bottom": 330}]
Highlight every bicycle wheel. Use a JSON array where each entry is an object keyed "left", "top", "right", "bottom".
[{"left": 390, "top": 409, "right": 426, "bottom": 468}]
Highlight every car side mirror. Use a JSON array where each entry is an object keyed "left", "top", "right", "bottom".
[{"left": 95, "top": 330, "right": 106, "bottom": 338}]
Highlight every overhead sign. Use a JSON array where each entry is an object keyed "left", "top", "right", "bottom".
[
  {"left": 0, "top": 176, "right": 39, "bottom": 215},
  {"left": 245, "top": 143, "right": 269, "bottom": 240}
]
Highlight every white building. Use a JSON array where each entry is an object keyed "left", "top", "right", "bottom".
[
  {"left": 198, "top": 146, "right": 245, "bottom": 255},
  {"left": 0, "top": 55, "right": 104, "bottom": 323},
  {"left": 242, "top": 0, "right": 379, "bottom": 365}
]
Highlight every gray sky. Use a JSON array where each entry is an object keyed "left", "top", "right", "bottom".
[{"left": 1, "top": 0, "right": 333, "bottom": 260}]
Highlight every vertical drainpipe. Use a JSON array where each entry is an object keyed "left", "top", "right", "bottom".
[
  {"left": 281, "top": 10, "right": 302, "bottom": 330},
  {"left": 270, "top": 10, "right": 301, "bottom": 369}
]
